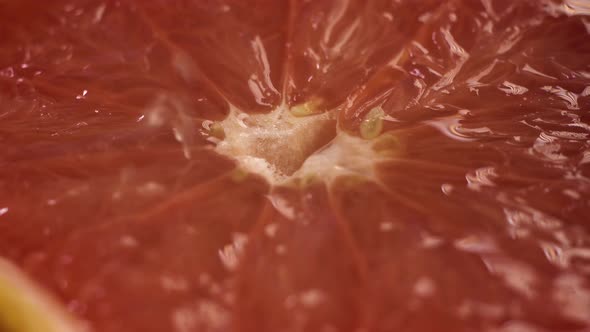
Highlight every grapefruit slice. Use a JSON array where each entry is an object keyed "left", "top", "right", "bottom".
[{"left": 1, "top": 0, "right": 590, "bottom": 332}]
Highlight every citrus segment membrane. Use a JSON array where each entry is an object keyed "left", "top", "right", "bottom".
[{"left": 0, "top": 258, "right": 83, "bottom": 332}]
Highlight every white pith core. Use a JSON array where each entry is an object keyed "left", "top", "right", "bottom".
[{"left": 211, "top": 104, "right": 386, "bottom": 184}]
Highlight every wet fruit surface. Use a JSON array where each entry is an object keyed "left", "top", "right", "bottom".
[{"left": 1, "top": 1, "right": 590, "bottom": 331}]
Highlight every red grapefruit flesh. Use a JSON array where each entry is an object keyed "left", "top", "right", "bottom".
[{"left": 1, "top": 1, "right": 590, "bottom": 332}]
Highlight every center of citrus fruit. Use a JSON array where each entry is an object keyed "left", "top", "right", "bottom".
[
  {"left": 211, "top": 103, "right": 391, "bottom": 184},
  {"left": 212, "top": 104, "right": 336, "bottom": 180}
]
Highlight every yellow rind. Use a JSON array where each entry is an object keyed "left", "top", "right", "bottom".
[{"left": 0, "top": 257, "right": 84, "bottom": 332}]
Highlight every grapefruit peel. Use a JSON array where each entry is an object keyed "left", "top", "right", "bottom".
[{"left": 0, "top": 257, "right": 84, "bottom": 332}]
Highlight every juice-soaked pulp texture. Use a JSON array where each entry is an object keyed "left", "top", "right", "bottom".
[{"left": 1, "top": 0, "right": 590, "bottom": 332}]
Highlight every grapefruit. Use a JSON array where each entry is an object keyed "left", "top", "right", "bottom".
[{"left": 1, "top": 0, "right": 590, "bottom": 331}]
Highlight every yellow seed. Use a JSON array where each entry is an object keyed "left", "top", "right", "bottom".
[
  {"left": 209, "top": 122, "right": 225, "bottom": 140},
  {"left": 338, "top": 174, "right": 367, "bottom": 188},
  {"left": 372, "top": 132, "right": 401, "bottom": 156},
  {"left": 286, "top": 173, "right": 317, "bottom": 188},
  {"left": 231, "top": 167, "right": 249, "bottom": 182},
  {"left": 300, "top": 173, "right": 318, "bottom": 187},
  {"left": 360, "top": 106, "right": 385, "bottom": 139},
  {"left": 290, "top": 98, "right": 322, "bottom": 117}
]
